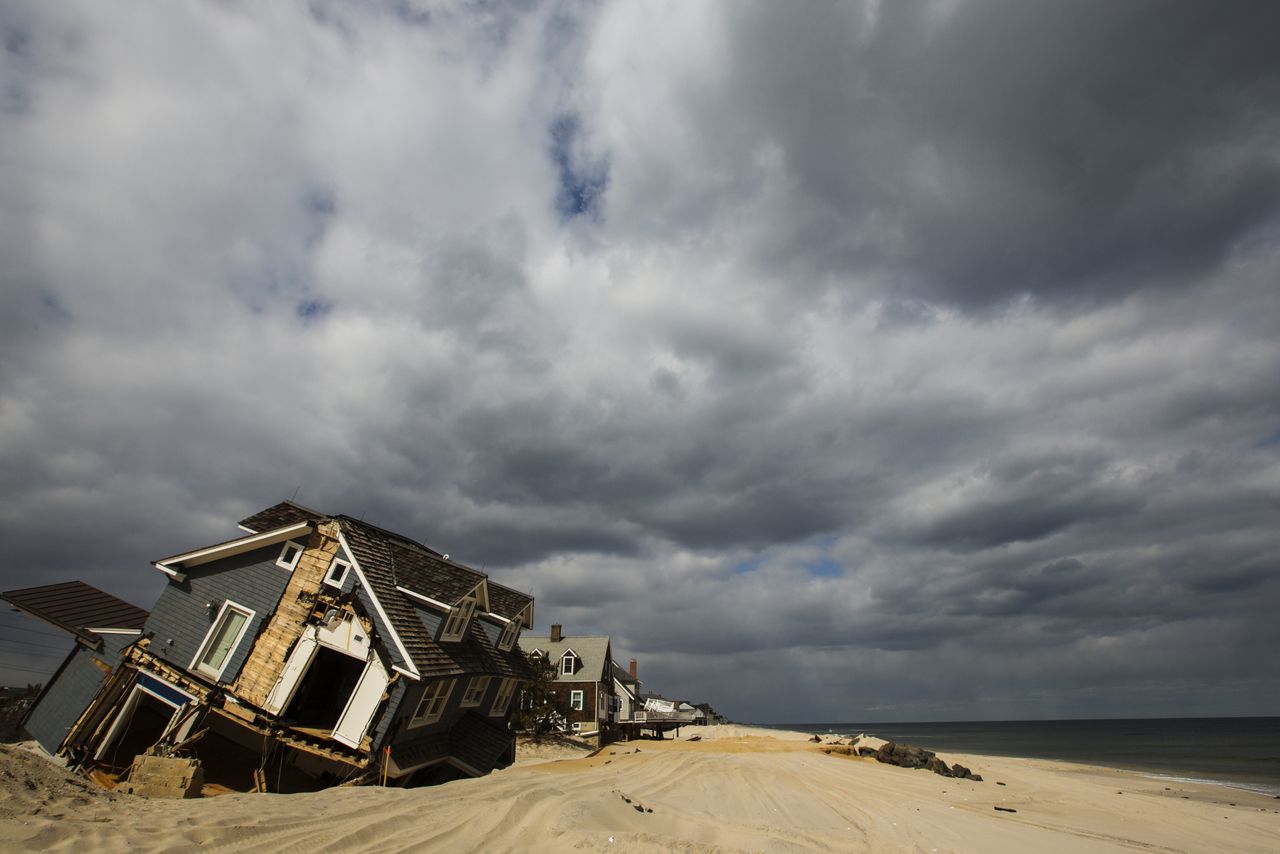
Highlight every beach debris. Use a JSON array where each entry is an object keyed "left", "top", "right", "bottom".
[
  {"left": 993, "top": 806, "right": 1017, "bottom": 813},
  {"left": 810, "top": 735, "right": 822, "bottom": 742},
  {"left": 687, "top": 735, "right": 701, "bottom": 742},
  {"left": 996, "top": 782, "right": 1006, "bottom": 786}
]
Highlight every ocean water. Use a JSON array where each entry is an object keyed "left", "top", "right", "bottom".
[{"left": 757, "top": 717, "right": 1280, "bottom": 796}]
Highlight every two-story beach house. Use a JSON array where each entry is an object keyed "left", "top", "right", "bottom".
[
  {"left": 4, "top": 501, "right": 536, "bottom": 791},
  {"left": 519, "top": 625, "right": 617, "bottom": 738}
]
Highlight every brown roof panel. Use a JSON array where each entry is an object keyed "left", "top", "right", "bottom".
[
  {"left": 486, "top": 580, "right": 534, "bottom": 624},
  {"left": 2, "top": 580, "right": 149, "bottom": 644},
  {"left": 389, "top": 542, "right": 487, "bottom": 607},
  {"left": 238, "top": 500, "right": 326, "bottom": 533}
]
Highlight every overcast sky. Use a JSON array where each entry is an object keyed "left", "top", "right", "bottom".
[{"left": 2, "top": 1, "right": 1278, "bottom": 723}]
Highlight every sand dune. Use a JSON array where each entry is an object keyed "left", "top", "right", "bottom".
[{"left": 3, "top": 726, "right": 1277, "bottom": 852}]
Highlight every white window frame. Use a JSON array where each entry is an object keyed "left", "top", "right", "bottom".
[
  {"left": 460, "top": 676, "right": 490, "bottom": 708},
  {"left": 561, "top": 652, "right": 578, "bottom": 676},
  {"left": 440, "top": 597, "right": 476, "bottom": 642},
  {"left": 490, "top": 678, "right": 516, "bottom": 717},
  {"left": 570, "top": 689, "right": 584, "bottom": 711},
  {"left": 276, "top": 540, "right": 305, "bottom": 570},
  {"left": 323, "top": 556, "right": 351, "bottom": 588},
  {"left": 496, "top": 619, "right": 520, "bottom": 651},
  {"left": 410, "top": 678, "right": 455, "bottom": 727},
  {"left": 190, "top": 600, "right": 256, "bottom": 681}
]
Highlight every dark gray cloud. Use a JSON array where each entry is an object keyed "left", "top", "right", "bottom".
[{"left": 1, "top": 1, "right": 1278, "bottom": 722}]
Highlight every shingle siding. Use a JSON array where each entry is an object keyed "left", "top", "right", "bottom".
[
  {"left": 24, "top": 635, "right": 135, "bottom": 754},
  {"left": 143, "top": 544, "right": 293, "bottom": 684}
]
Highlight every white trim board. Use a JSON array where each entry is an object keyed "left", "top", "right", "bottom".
[
  {"left": 337, "top": 527, "right": 420, "bottom": 680},
  {"left": 154, "top": 522, "right": 314, "bottom": 575}
]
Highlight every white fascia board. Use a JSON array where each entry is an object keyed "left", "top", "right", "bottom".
[
  {"left": 473, "top": 580, "right": 489, "bottom": 612},
  {"left": 395, "top": 586, "right": 451, "bottom": 611},
  {"left": 337, "top": 528, "right": 419, "bottom": 680},
  {"left": 84, "top": 628, "right": 142, "bottom": 635},
  {"left": 152, "top": 562, "right": 187, "bottom": 581},
  {"left": 155, "top": 522, "right": 313, "bottom": 571},
  {"left": 237, "top": 524, "right": 256, "bottom": 534}
]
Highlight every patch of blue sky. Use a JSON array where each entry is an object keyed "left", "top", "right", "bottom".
[
  {"left": 729, "top": 557, "right": 764, "bottom": 575},
  {"left": 805, "top": 559, "right": 844, "bottom": 578},
  {"left": 549, "top": 112, "right": 608, "bottom": 221},
  {"left": 296, "top": 298, "right": 334, "bottom": 325}
]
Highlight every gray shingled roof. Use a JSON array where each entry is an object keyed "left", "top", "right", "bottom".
[
  {"left": 3, "top": 581, "right": 148, "bottom": 645},
  {"left": 519, "top": 635, "right": 611, "bottom": 683}
]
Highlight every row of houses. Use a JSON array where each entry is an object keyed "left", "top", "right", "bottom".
[
  {"left": 4, "top": 500, "right": 720, "bottom": 793},
  {"left": 520, "top": 624, "right": 713, "bottom": 741}
]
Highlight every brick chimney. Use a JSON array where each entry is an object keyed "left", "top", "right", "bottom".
[
  {"left": 550, "top": 623, "right": 562, "bottom": 642},
  {"left": 629, "top": 658, "right": 637, "bottom": 679}
]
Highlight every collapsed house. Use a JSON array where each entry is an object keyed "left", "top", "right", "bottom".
[{"left": 3, "top": 501, "right": 535, "bottom": 792}]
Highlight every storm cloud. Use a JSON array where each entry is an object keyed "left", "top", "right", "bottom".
[{"left": 1, "top": 0, "right": 1278, "bottom": 722}]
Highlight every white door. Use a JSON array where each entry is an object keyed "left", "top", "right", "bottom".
[
  {"left": 265, "top": 630, "right": 319, "bottom": 714},
  {"left": 330, "top": 652, "right": 389, "bottom": 749}
]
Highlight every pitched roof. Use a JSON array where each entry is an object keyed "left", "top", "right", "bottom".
[
  {"left": 233, "top": 502, "right": 534, "bottom": 683},
  {"left": 487, "top": 581, "right": 534, "bottom": 625},
  {"left": 384, "top": 538, "right": 486, "bottom": 606},
  {"left": 2, "top": 581, "right": 148, "bottom": 645},
  {"left": 519, "top": 635, "right": 611, "bottom": 683},
  {"left": 238, "top": 500, "right": 325, "bottom": 533}
]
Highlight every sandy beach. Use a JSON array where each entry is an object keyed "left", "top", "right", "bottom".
[{"left": 2, "top": 725, "right": 1277, "bottom": 853}]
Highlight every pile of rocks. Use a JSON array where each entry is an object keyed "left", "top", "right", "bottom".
[{"left": 866, "top": 740, "right": 983, "bottom": 781}]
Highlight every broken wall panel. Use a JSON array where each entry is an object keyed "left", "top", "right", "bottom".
[
  {"left": 144, "top": 544, "right": 295, "bottom": 685},
  {"left": 233, "top": 523, "right": 340, "bottom": 708},
  {"left": 24, "top": 634, "right": 135, "bottom": 754}
]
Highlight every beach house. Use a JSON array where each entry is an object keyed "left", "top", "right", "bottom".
[
  {"left": 4, "top": 501, "right": 536, "bottom": 791},
  {"left": 519, "top": 626, "right": 617, "bottom": 739}
]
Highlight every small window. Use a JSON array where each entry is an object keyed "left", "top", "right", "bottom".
[
  {"left": 570, "top": 689, "right": 584, "bottom": 711},
  {"left": 192, "top": 601, "right": 255, "bottom": 680},
  {"left": 324, "top": 556, "right": 351, "bottom": 588},
  {"left": 561, "top": 652, "right": 578, "bottom": 676},
  {"left": 276, "top": 541, "right": 304, "bottom": 570},
  {"left": 410, "top": 678, "right": 455, "bottom": 727},
  {"left": 490, "top": 678, "right": 516, "bottom": 716},
  {"left": 571, "top": 721, "right": 582, "bottom": 733},
  {"left": 461, "top": 676, "right": 490, "bottom": 708},
  {"left": 440, "top": 597, "right": 476, "bottom": 641},
  {"left": 496, "top": 619, "right": 520, "bottom": 651}
]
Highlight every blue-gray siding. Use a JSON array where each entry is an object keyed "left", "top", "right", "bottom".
[
  {"left": 475, "top": 616, "right": 501, "bottom": 646},
  {"left": 352, "top": 581, "right": 411, "bottom": 672},
  {"left": 143, "top": 544, "right": 293, "bottom": 684},
  {"left": 371, "top": 677, "right": 409, "bottom": 751},
  {"left": 24, "top": 634, "right": 135, "bottom": 754},
  {"left": 412, "top": 602, "right": 443, "bottom": 640}
]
